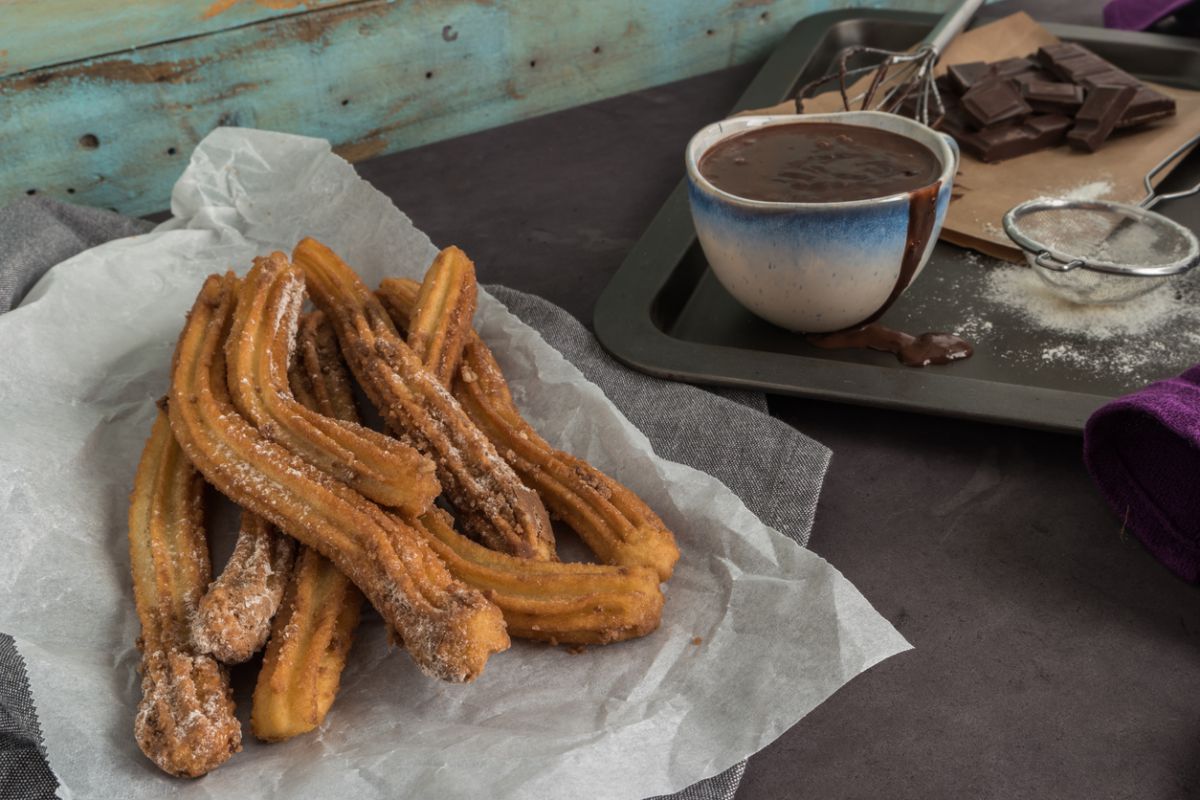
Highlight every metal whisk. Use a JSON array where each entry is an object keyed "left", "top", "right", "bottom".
[{"left": 795, "top": 0, "right": 984, "bottom": 126}]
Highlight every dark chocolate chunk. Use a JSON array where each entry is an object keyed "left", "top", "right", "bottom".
[
  {"left": 1011, "top": 70, "right": 1050, "bottom": 89},
  {"left": 947, "top": 61, "right": 995, "bottom": 94},
  {"left": 940, "top": 43, "right": 1174, "bottom": 158},
  {"left": 1022, "top": 80, "right": 1085, "bottom": 114},
  {"left": 1037, "top": 43, "right": 1112, "bottom": 82},
  {"left": 1081, "top": 72, "right": 1176, "bottom": 128},
  {"left": 1040, "top": 44, "right": 1177, "bottom": 130},
  {"left": 961, "top": 78, "right": 1032, "bottom": 129},
  {"left": 1117, "top": 88, "right": 1176, "bottom": 128},
  {"left": 1023, "top": 113, "right": 1073, "bottom": 142},
  {"left": 991, "top": 56, "right": 1038, "bottom": 79},
  {"left": 1067, "top": 84, "right": 1137, "bottom": 152},
  {"left": 1080, "top": 70, "right": 1141, "bottom": 90},
  {"left": 1036, "top": 43, "right": 1082, "bottom": 64},
  {"left": 957, "top": 114, "right": 1071, "bottom": 163}
]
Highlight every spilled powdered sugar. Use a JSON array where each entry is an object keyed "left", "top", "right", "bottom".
[
  {"left": 1052, "top": 177, "right": 1115, "bottom": 203},
  {"left": 938, "top": 250, "right": 1200, "bottom": 387}
]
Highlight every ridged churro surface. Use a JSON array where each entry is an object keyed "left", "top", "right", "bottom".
[
  {"left": 293, "top": 238, "right": 555, "bottom": 561},
  {"left": 128, "top": 407, "right": 241, "bottom": 777},
  {"left": 378, "top": 277, "right": 679, "bottom": 581},
  {"left": 252, "top": 311, "right": 366, "bottom": 741},
  {"left": 168, "top": 274, "right": 508, "bottom": 683}
]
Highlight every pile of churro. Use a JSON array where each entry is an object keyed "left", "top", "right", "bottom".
[{"left": 127, "top": 239, "right": 679, "bottom": 777}]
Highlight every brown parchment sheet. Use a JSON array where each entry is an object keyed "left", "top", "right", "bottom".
[{"left": 744, "top": 13, "right": 1200, "bottom": 262}]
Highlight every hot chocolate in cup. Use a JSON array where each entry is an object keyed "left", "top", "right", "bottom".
[{"left": 685, "top": 111, "right": 959, "bottom": 334}]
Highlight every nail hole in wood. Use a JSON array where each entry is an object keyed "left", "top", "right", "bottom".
[
  {"left": 341, "top": 98, "right": 349, "bottom": 106},
  {"left": 79, "top": 133, "right": 100, "bottom": 149},
  {"left": 167, "top": 147, "right": 177, "bottom": 155},
  {"left": 760, "top": 11, "right": 769, "bottom": 20},
  {"left": 529, "top": 59, "right": 537, "bottom": 68},
  {"left": 425, "top": 71, "right": 433, "bottom": 79},
  {"left": 25, "top": 189, "right": 36, "bottom": 196},
  {"left": 593, "top": 45, "right": 602, "bottom": 54},
  {"left": 67, "top": 188, "right": 75, "bottom": 194}
]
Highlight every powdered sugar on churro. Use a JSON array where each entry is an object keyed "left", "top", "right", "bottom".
[
  {"left": 190, "top": 514, "right": 295, "bottom": 664},
  {"left": 133, "top": 649, "right": 242, "bottom": 777}
]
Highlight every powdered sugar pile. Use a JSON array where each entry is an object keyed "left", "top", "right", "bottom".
[
  {"left": 1052, "top": 177, "right": 1114, "bottom": 202},
  {"left": 950, "top": 250, "right": 1200, "bottom": 386}
]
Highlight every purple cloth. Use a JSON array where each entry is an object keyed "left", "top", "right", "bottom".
[
  {"left": 1103, "top": 0, "right": 1196, "bottom": 30},
  {"left": 1084, "top": 363, "right": 1200, "bottom": 581}
]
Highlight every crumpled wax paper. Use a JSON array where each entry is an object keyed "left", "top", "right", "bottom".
[{"left": 0, "top": 128, "right": 909, "bottom": 800}]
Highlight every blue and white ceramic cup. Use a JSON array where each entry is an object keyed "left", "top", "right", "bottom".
[{"left": 685, "top": 111, "right": 958, "bottom": 333}]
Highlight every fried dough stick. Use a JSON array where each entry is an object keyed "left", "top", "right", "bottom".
[
  {"left": 394, "top": 256, "right": 668, "bottom": 641},
  {"left": 252, "top": 312, "right": 366, "bottom": 742},
  {"left": 128, "top": 406, "right": 241, "bottom": 777},
  {"left": 226, "top": 253, "right": 439, "bottom": 516},
  {"left": 379, "top": 277, "right": 680, "bottom": 582},
  {"left": 417, "top": 509, "right": 664, "bottom": 644},
  {"left": 168, "top": 273, "right": 508, "bottom": 682},
  {"left": 292, "top": 237, "right": 555, "bottom": 561},
  {"left": 407, "top": 246, "right": 478, "bottom": 386},
  {"left": 284, "top": 309, "right": 662, "bottom": 650},
  {"left": 190, "top": 512, "right": 295, "bottom": 664}
]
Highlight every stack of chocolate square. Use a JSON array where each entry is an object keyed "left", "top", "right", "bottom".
[{"left": 925, "top": 42, "right": 1175, "bottom": 162}]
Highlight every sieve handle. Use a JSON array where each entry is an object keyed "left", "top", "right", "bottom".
[
  {"left": 1141, "top": 131, "right": 1200, "bottom": 209},
  {"left": 1034, "top": 251, "right": 1084, "bottom": 272}
]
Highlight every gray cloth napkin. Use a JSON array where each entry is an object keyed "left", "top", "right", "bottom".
[{"left": 0, "top": 198, "right": 830, "bottom": 800}]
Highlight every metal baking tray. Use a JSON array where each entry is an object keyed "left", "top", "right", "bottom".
[{"left": 593, "top": 9, "right": 1200, "bottom": 434}]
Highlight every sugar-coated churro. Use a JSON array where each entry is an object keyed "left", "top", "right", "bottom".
[
  {"left": 226, "top": 253, "right": 439, "bottom": 516},
  {"left": 292, "top": 237, "right": 555, "bottom": 562},
  {"left": 417, "top": 508, "right": 664, "bottom": 644},
  {"left": 168, "top": 273, "right": 509, "bottom": 682},
  {"left": 128, "top": 406, "right": 241, "bottom": 777},
  {"left": 378, "top": 277, "right": 679, "bottom": 581},
  {"left": 252, "top": 311, "right": 366, "bottom": 742},
  {"left": 190, "top": 512, "right": 295, "bottom": 665},
  {"left": 407, "top": 246, "right": 478, "bottom": 387}
]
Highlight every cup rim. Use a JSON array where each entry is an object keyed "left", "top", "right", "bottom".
[{"left": 685, "top": 111, "right": 956, "bottom": 210}]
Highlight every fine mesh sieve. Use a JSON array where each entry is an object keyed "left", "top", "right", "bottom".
[{"left": 1002, "top": 132, "right": 1200, "bottom": 305}]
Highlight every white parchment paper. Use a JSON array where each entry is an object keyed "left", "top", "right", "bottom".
[{"left": 0, "top": 128, "right": 909, "bottom": 800}]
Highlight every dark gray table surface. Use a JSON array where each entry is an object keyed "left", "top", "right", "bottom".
[{"left": 353, "top": 10, "right": 1200, "bottom": 798}]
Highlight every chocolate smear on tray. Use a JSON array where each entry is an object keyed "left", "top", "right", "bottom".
[{"left": 808, "top": 324, "right": 974, "bottom": 367}]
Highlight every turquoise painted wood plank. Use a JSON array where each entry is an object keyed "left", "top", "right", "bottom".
[
  {"left": 0, "top": 0, "right": 360, "bottom": 77},
  {"left": 0, "top": 0, "right": 949, "bottom": 216}
]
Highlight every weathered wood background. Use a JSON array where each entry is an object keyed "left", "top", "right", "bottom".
[{"left": 0, "top": 0, "right": 947, "bottom": 215}]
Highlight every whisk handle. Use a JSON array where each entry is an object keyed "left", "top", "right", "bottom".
[{"left": 923, "top": 0, "right": 986, "bottom": 57}]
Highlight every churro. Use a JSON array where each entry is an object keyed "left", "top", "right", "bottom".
[
  {"left": 190, "top": 512, "right": 295, "bottom": 665},
  {"left": 417, "top": 509, "right": 664, "bottom": 644},
  {"left": 226, "top": 254, "right": 439, "bottom": 516},
  {"left": 292, "top": 237, "right": 555, "bottom": 561},
  {"left": 378, "top": 277, "right": 679, "bottom": 581},
  {"left": 252, "top": 311, "right": 366, "bottom": 742},
  {"left": 407, "top": 246, "right": 478, "bottom": 386},
  {"left": 128, "top": 406, "right": 241, "bottom": 777},
  {"left": 168, "top": 273, "right": 509, "bottom": 682}
]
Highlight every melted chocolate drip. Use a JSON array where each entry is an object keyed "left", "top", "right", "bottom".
[
  {"left": 808, "top": 323, "right": 973, "bottom": 367},
  {"left": 864, "top": 180, "right": 941, "bottom": 325},
  {"left": 807, "top": 181, "right": 974, "bottom": 368}
]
